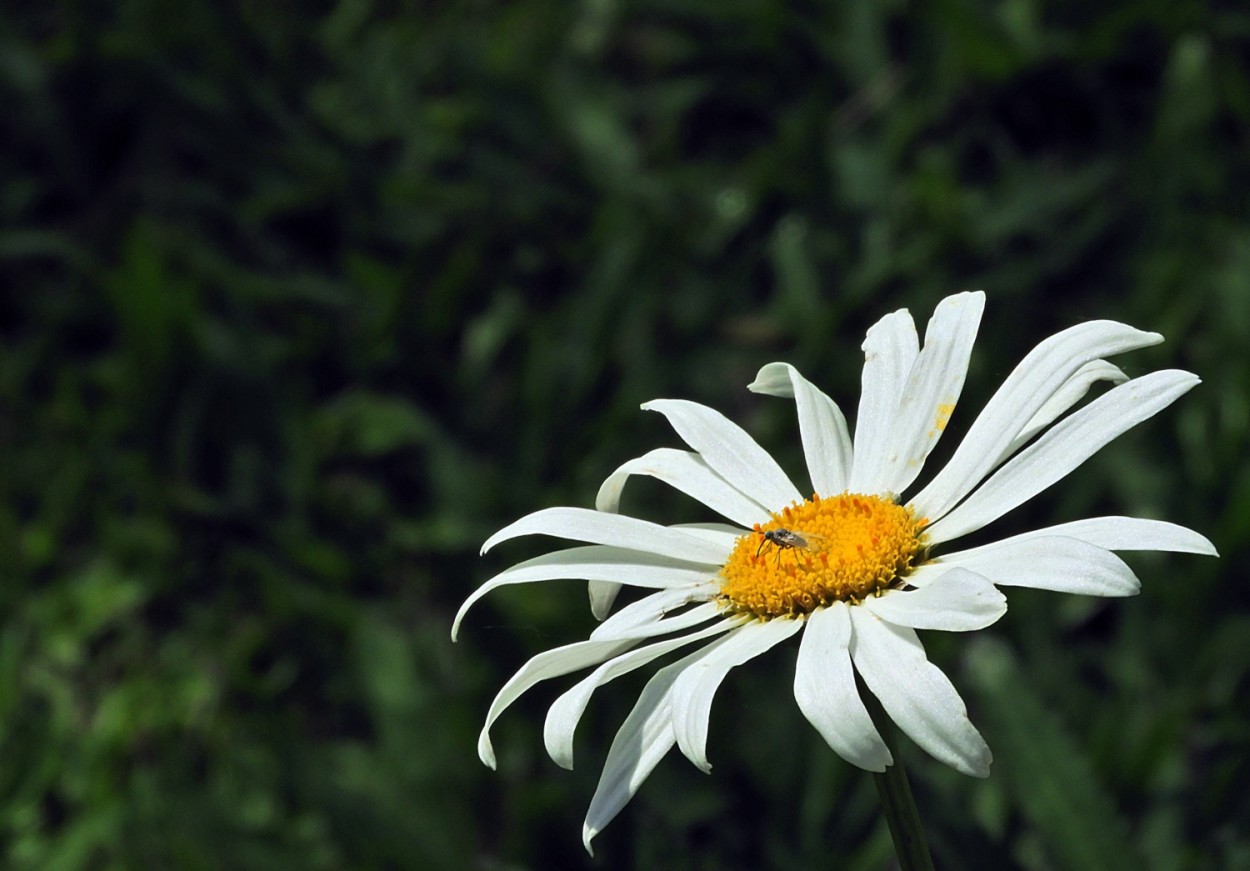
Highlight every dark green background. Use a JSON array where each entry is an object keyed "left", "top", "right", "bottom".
[{"left": 2, "top": 1, "right": 1246, "bottom": 868}]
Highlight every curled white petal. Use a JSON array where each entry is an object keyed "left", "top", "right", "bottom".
[
  {"left": 583, "top": 645, "right": 718, "bottom": 855},
  {"left": 909, "top": 320, "right": 1163, "bottom": 524},
  {"left": 589, "top": 524, "right": 735, "bottom": 619},
  {"left": 849, "top": 309, "right": 920, "bottom": 493},
  {"left": 1018, "top": 516, "right": 1217, "bottom": 556},
  {"left": 934, "top": 535, "right": 1142, "bottom": 596},
  {"left": 596, "top": 448, "right": 772, "bottom": 529},
  {"left": 642, "top": 399, "right": 803, "bottom": 508},
  {"left": 1004, "top": 359, "right": 1127, "bottom": 458},
  {"left": 849, "top": 608, "right": 992, "bottom": 777},
  {"left": 861, "top": 567, "right": 1006, "bottom": 631},
  {"left": 670, "top": 618, "right": 804, "bottom": 773},
  {"left": 453, "top": 546, "right": 717, "bottom": 640},
  {"left": 479, "top": 598, "right": 722, "bottom": 769},
  {"left": 749, "top": 362, "right": 853, "bottom": 496},
  {"left": 794, "top": 602, "right": 892, "bottom": 771},
  {"left": 545, "top": 617, "right": 742, "bottom": 770},
  {"left": 670, "top": 522, "right": 745, "bottom": 552},
  {"left": 590, "top": 594, "right": 721, "bottom": 641},
  {"left": 925, "top": 370, "right": 1199, "bottom": 544},
  {"left": 483, "top": 506, "right": 731, "bottom": 564},
  {"left": 478, "top": 637, "right": 638, "bottom": 771},
  {"left": 589, "top": 580, "right": 622, "bottom": 622},
  {"left": 878, "top": 291, "right": 984, "bottom": 496}
]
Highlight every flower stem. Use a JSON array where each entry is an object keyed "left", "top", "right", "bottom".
[{"left": 864, "top": 692, "right": 935, "bottom": 871}]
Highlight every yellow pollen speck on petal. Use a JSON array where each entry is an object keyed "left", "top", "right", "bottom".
[
  {"left": 934, "top": 402, "right": 956, "bottom": 433},
  {"left": 718, "top": 493, "right": 927, "bottom": 619}
]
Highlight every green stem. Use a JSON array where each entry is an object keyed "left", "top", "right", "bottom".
[{"left": 864, "top": 691, "right": 935, "bottom": 871}]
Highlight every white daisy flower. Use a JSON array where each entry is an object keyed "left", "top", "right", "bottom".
[{"left": 453, "top": 291, "right": 1216, "bottom": 855}]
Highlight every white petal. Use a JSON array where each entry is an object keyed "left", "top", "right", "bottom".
[
  {"left": 909, "top": 320, "right": 1163, "bottom": 524},
  {"left": 595, "top": 448, "right": 772, "bottom": 529},
  {"left": 670, "top": 618, "right": 803, "bottom": 773},
  {"left": 749, "top": 362, "right": 854, "bottom": 496},
  {"left": 1002, "top": 516, "right": 1218, "bottom": 556},
  {"left": 479, "top": 600, "right": 722, "bottom": 769},
  {"left": 482, "top": 506, "right": 731, "bottom": 564},
  {"left": 925, "top": 370, "right": 1199, "bottom": 544},
  {"left": 935, "top": 536, "right": 1141, "bottom": 596},
  {"left": 545, "top": 618, "right": 742, "bottom": 770},
  {"left": 861, "top": 568, "right": 1006, "bottom": 631},
  {"left": 453, "top": 546, "right": 718, "bottom": 640},
  {"left": 1005, "top": 360, "right": 1127, "bottom": 457},
  {"left": 849, "top": 608, "right": 992, "bottom": 776},
  {"left": 477, "top": 636, "right": 638, "bottom": 770},
  {"left": 588, "top": 580, "right": 622, "bottom": 622},
  {"left": 878, "top": 291, "right": 984, "bottom": 495},
  {"left": 670, "top": 522, "right": 746, "bottom": 552},
  {"left": 583, "top": 645, "right": 717, "bottom": 855},
  {"left": 642, "top": 399, "right": 803, "bottom": 509},
  {"left": 590, "top": 595, "right": 721, "bottom": 641},
  {"left": 849, "top": 309, "right": 919, "bottom": 493},
  {"left": 793, "top": 602, "right": 892, "bottom": 771}
]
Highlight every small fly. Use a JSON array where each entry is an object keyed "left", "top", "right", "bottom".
[{"left": 756, "top": 528, "right": 829, "bottom": 565}]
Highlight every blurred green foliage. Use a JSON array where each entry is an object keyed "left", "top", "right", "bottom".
[{"left": 1, "top": 0, "right": 1247, "bottom": 868}]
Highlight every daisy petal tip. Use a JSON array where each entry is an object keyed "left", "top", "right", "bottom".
[
  {"left": 1114, "top": 577, "right": 1143, "bottom": 597},
  {"left": 678, "top": 738, "right": 714, "bottom": 774},
  {"left": 948, "top": 288, "right": 986, "bottom": 306},
  {"left": 451, "top": 597, "right": 478, "bottom": 641},
  {"left": 977, "top": 752, "right": 993, "bottom": 778},
  {"left": 476, "top": 736, "right": 498, "bottom": 771},
  {"left": 545, "top": 743, "right": 574, "bottom": 771},
  {"left": 746, "top": 361, "right": 791, "bottom": 394},
  {"left": 582, "top": 825, "right": 598, "bottom": 857},
  {"left": 958, "top": 743, "right": 993, "bottom": 779},
  {"left": 544, "top": 722, "right": 576, "bottom": 770}
]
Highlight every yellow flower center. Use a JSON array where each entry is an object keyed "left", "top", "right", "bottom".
[{"left": 718, "top": 493, "right": 927, "bottom": 619}]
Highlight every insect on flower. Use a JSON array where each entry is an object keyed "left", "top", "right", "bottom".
[{"left": 756, "top": 528, "right": 830, "bottom": 564}]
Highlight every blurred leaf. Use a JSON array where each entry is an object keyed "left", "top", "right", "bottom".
[{"left": 966, "top": 637, "right": 1142, "bottom": 871}]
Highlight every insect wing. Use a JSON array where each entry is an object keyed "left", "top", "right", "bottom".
[{"left": 794, "top": 531, "right": 830, "bottom": 553}]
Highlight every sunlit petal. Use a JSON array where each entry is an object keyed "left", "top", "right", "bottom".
[
  {"left": 642, "top": 399, "right": 803, "bottom": 508},
  {"left": 850, "top": 609, "right": 992, "bottom": 777},
  {"left": 909, "top": 320, "right": 1162, "bottom": 524},
  {"left": 849, "top": 309, "right": 919, "bottom": 492},
  {"left": 483, "top": 506, "right": 731, "bottom": 563},
  {"left": 926, "top": 370, "right": 1199, "bottom": 544},
  {"left": 596, "top": 447, "right": 772, "bottom": 529},
  {"left": 794, "top": 602, "right": 892, "bottom": 770},
  {"left": 861, "top": 567, "right": 1006, "bottom": 631},
  {"left": 877, "top": 291, "right": 984, "bottom": 495},
  {"left": 935, "top": 536, "right": 1141, "bottom": 597},
  {"left": 749, "top": 362, "right": 854, "bottom": 496},
  {"left": 670, "top": 618, "right": 803, "bottom": 772}
]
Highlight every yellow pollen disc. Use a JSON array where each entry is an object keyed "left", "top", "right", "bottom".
[{"left": 718, "top": 493, "right": 928, "bottom": 619}]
